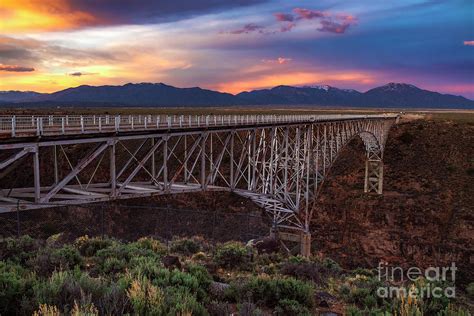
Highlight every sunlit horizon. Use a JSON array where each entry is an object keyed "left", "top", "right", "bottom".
[{"left": 1, "top": 0, "right": 473, "bottom": 98}]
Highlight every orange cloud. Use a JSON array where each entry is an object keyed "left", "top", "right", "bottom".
[
  {"left": 0, "top": 64, "right": 34, "bottom": 72},
  {"left": 0, "top": 0, "right": 98, "bottom": 33},
  {"left": 464, "top": 41, "right": 474, "bottom": 46},
  {"left": 214, "top": 70, "right": 374, "bottom": 94}
]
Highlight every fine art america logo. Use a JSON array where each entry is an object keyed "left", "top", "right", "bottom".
[{"left": 377, "top": 262, "right": 457, "bottom": 299}]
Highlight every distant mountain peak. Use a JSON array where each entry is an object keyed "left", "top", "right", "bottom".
[
  {"left": 0, "top": 82, "right": 472, "bottom": 109},
  {"left": 380, "top": 82, "right": 419, "bottom": 91},
  {"left": 312, "top": 84, "right": 331, "bottom": 91}
]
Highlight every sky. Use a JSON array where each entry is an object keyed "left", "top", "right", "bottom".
[{"left": 0, "top": 0, "right": 473, "bottom": 98}]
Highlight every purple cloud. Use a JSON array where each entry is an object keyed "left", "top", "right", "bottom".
[
  {"left": 293, "top": 8, "right": 326, "bottom": 20},
  {"left": 318, "top": 15, "right": 357, "bottom": 34},
  {"left": 229, "top": 23, "right": 265, "bottom": 34},
  {"left": 274, "top": 13, "right": 295, "bottom": 22},
  {"left": 68, "top": 71, "right": 96, "bottom": 76},
  {"left": 280, "top": 22, "right": 296, "bottom": 32}
]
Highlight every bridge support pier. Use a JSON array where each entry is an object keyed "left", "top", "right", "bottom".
[
  {"left": 300, "top": 231, "right": 312, "bottom": 257},
  {"left": 364, "top": 160, "right": 383, "bottom": 194}
]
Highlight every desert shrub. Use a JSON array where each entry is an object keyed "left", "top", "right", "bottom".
[
  {"left": 208, "top": 300, "right": 232, "bottom": 316},
  {"left": 170, "top": 237, "right": 202, "bottom": 255},
  {"left": 185, "top": 263, "right": 213, "bottom": 301},
  {"left": 163, "top": 287, "right": 208, "bottom": 316},
  {"left": 345, "top": 305, "right": 364, "bottom": 316},
  {"left": 280, "top": 256, "right": 341, "bottom": 283},
  {"left": 350, "top": 267, "right": 375, "bottom": 277},
  {"left": 392, "top": 295, "right": 422, "bottom": 316},
  {"left": 280, "top": 260, "right": 321, "bottom": 283},
  {"left": 320, "top": 257, "right": 342, "bottom": 274},
  {"left": 287, "top": 255, "right": 309, "bottom": 264},
  {"left": 129, "top": 256, "right": 163, "bottom": 280},
  {"left": 127, "top": 277, "right": 164, "bottom": 315},
  {"left": 214, "top": 241, "right": 249, "bottom": 269},
  {"left": 31, "top": 245, "right": 82, "bottom": 277},
  {"left": 238, "top": 301, "right": 263, "bottom": 316},
  {"left": 74, "top": 236, "right": 117, "bottom": 257},
  {"left": 466, "top": 282, "right": 474, "bottom": 298},
  {"left": 94, "top": 243, "right": 158, "bottom": 273},
  {"left": 33, "top": 304, "right": 61, "bottom": 316},
  {"left": 192, "top": 251, "right": 208, "bottom": 261},
  {"left": 339, "top": 273, "right": 386, "bottom": 310},
  {"left": 436, "top": 304, "right": 471, "bottom": 316},
  {"left": 70, "top": 299, "right": 99, "bottom": 316},
  {"left": 345, "top": 305, "right": 388, "bottom": 316},
  {"left": 420, "top": 281, "right": 452, "bottom": 315},
  {"left": 274, "top": 299, "right": 311, "bottom": 316},
  {"left": 226, "top": 276, "right": 314, "bottom": 308},
  {"left": 96, "top": 282, "right": 129, "bottom": 315},
  {"left": 0, "top": 261, "right": 36, "bottom": 315},
  {"left": 46, "top": 233, "right": 66, "bottom": 248},
  {"left": 131, "top": 237, "right": 167, "bottom": 255},
  {"left": 34, "top": 269, "right": 107, "bottom": 313},
  {"left": 100, "top": 257, "right": 127, "bottom": 275},
  {"left": 51, "top": 245, "right": 83, "bottom": 269},
  {"left": 0, "top": 235, "right": 42, "bottom": 264}
]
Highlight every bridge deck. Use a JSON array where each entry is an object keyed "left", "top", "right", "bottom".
[{"left": 0, "top": 113, "right": 397, "bottom": 139}]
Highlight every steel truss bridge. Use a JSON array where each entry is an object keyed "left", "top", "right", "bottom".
[{"left": 0, "top": 113, "right": 398, "bottom": 255}]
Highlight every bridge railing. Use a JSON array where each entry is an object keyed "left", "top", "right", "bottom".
[{"left": 0, "top": 113, "right": 397, "bottom": 138}]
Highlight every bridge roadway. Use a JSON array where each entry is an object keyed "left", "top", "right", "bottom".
[{"left": 0, "top": 113, "right": 399, "bottom": 255}]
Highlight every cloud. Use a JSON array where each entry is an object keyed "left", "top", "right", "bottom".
[
  {"left": 2, "top": 0, "right": 267, "bottom": 32},
  {"left": 318, "top": 20, "right": 351, "bottom": 34},
  {"left": 228, "top": 23, "right": 265, "bottom": 34},
  {"left": 271, "top": 8, "right": 356, "bottom": 34},
  {"left": 293, "top": 8, "right": 326, "bottom": 20},
  {"left": 318, "top": 15, "right": 357, "bottom": 34},
  {"left": 280, "top": 23, "right": 296, "bottom": 32},
  {"left": 262, "top": 57, "right": 292, "bottom": 64},
  {"left": 274, "top": 13, "right": 294, "bottom": 22},
  {"left": 68, "top": 71, "right": 97, "bottom": 76},
  {"left": 0, "top": 64, "right": 35, "bottom": 72},
  {"left": 464, "top": 41, "right": 474, "bottom": 46}
]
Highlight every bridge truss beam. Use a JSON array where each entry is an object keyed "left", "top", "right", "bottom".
[{"left": 0, "top": 116, "right": 396, "bottom": 255}]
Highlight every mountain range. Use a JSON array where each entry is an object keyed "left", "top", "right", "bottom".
[{"left": 0, "top": 82, "right": 473, "bottom": 109}]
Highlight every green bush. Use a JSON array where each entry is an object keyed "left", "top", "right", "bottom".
[
  {"left": 226, "top": 276, "right": 314, "bottom": 308},
  {"left": 185, "top": 263, "right": 213, "bottom": 301},
  {"left": 164, "top": 287, "right": 208, "bottom": 316},
  {"left": 31, "top": 245, "right": 83, "bottom": 277},
  {"left": 0, "top": 235, "right": 42, "bottom": 264},
  {"left": 127, "top": 276, "right": 164, "bottom": 315},
  {"left": 94, "top": 243, "right": 158, "bottom": 273},
  {"left": 320, "top": 257, "right": 342, "bottom": 274},
  {"left": 238, "top": 301, "right": 263, "bottom": 316},
  {"left": 466, "top": 282, "right": 474, "bottom": 298},
  {"left": 74, "top": 236, "right": 117, "bottom": 257},
  {"left": 34, "top": 269, "right": 107, "bottom": 313},
  {"left": 51, "top": 245, "right": 83, "bottom": 269},
  {"left": 170, "top": 237, "right": 202, "bottom": 255},
  {"left": 280, "top": 260, "right": 320, "bottom": 283},
  {"left": 274, "top": 299, "right": 311, "bottom": 316},
  {"left": 214, "top": 241, "right": 249, "bottom": 269},
  {"left": 131, "top": 237, "right": 167, "bottom": 255},
  {"left": 101, "top": 257, "right": 127, "bottom": 275},
  {"left": 0, "top": 261, "right": 36, "bottom": 315}
]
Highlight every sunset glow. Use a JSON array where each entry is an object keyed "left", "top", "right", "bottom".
[{"left": 0, "top": 0, "right": 473, "bottom": 97}]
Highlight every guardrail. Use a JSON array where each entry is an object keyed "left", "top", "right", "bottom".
[{"left": 0, "top": 113, "right": 398, "bottom": 138}]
